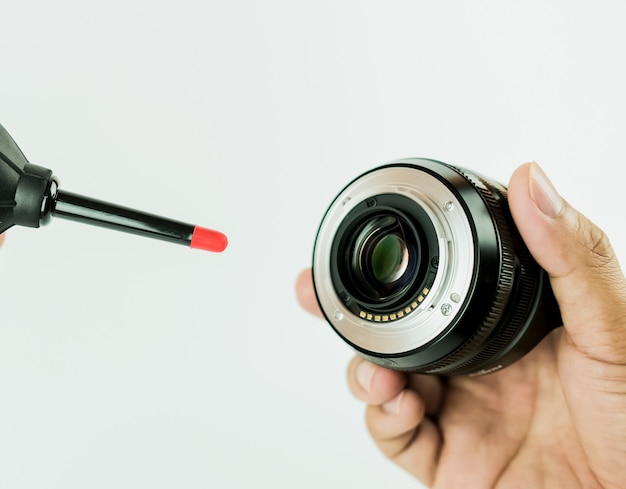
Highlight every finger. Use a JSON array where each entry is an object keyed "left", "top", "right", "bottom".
[
  {"left": 295, "top": 268, "right": 323, "bottom": 318},
  {"left": 347, "top": 356, "right": 407, "bottom": 405},
  {"left": 365, "top": 391, "right": 440, "bottom": 486},
  {"left": 508, "top": 162, "right": 626, "bottom": 361},
  {"left": 0, "top": 233, "right": 4, "bottom": 247},
  {"left": 407, "top": 373, "right": 445, "bottom": 417}
]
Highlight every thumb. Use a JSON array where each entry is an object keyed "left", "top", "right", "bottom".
[{"left": 508, "top": 162, "right": 626, "bottom": 362}]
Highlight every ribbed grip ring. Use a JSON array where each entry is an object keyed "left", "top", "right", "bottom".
[{"left": 419, "top": 167, "right": 522, "bottom": 374}]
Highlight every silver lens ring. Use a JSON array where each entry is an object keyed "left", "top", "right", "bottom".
[{"left": 313, "top": 161, "right": 475, "bottom": 354}]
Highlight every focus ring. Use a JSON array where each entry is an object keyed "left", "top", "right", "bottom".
[
  {"left": 421, "top": 167, "right": 516, "bottom": 374},
  {"left": 440, "top": 176, "right": 540, "bottom": 375}
]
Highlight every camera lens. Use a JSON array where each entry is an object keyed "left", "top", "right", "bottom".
[{"left": 312, "top": 159, "right": 561, "bottom": 376}]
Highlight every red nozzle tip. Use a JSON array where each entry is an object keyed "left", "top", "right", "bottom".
[{"left": 190, "top": 226, "right": 228, "bottom": 253}]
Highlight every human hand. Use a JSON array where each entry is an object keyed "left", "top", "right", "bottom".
[
  {"left": 296, "top": 162, "right": 626, "bottom": 489},
  {"left": 0, "top": 233, "right": 4, "bottom": 247}
]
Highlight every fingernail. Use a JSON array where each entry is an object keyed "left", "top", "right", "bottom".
[
  {"left": 529, "top": 162, "right": 564, "bottom": 217},
  {"left": 382, "top": 392, "right": 403, "bottom": 414},
  {"left": 356, "top": 361, "right": 375, "bottom": 393}
]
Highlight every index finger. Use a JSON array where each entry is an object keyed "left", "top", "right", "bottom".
[{"left": 295, "top": 268, "right": 324, "bottom": 318}]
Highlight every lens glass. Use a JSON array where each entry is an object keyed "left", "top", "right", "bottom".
[
  {"left": 371, "top": 234, "right": 408, "bottom": 284},
  {"left": 349, "top": 214, "right": 420, "bottom": 303}
]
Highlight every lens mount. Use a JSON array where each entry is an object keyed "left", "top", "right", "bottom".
[{"left": 314, "top": 162, "right": 477, "bottom": 356}]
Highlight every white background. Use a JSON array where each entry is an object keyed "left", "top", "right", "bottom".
[{"left": 1, "top": 2, "right": 625, "bottom": 488}]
